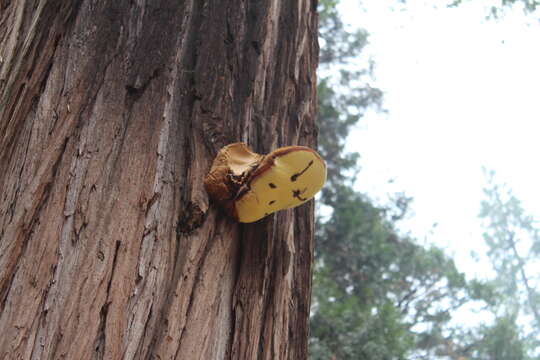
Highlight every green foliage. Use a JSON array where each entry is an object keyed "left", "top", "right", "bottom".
[
  {"left": 317, "top": 80, "right": 362, "bottom": 188},
  {"left": 449, "top": 0, "right": 540, "bottom": 17},
  {"left": 472, "top": 315, "right": 528, "bottom": 360},
  {"left": 312, "top": 2, "right": 475, "bottom": 359},
  {"left": 313, "top": 1, "right": 539, "bottom": 359},
  {"left": 316, "top": 0, "right": 382, "bottom": 191},
  {"left": 475, "top": 169, "right": 540, "bottom": 356},
  {"left": 313, "top": 3, "right": 416, "bottom": 357},
  {"left": 310, "top": 265, "right": 413, "bottom": 360},
  {"left": 318, "top": 0, "right": 368, "bottom": 67}
]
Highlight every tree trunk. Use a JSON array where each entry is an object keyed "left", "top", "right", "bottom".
[{"left": 0, "top": 1, "right": 319, "bottom": 359}]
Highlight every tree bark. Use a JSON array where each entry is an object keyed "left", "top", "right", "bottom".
[{"left": 0, "top": 1, "right": 319, "bottom": 359}]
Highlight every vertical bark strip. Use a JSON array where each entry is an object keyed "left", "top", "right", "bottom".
[{"left": 0, "top": 1, "right": 319, "bottom": 359}]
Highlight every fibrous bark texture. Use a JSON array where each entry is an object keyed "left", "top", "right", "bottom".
[{"left": 0, "top": 0, "right": 319, "bottom": 359}]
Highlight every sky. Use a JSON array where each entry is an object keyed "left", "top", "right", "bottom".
[{"left": 337, "top": 0, "right": 540, "bottom": 277}]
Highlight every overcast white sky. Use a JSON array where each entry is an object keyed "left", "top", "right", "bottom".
[{"left": 338, "top": 0, "right": 540, "bottom": 275}]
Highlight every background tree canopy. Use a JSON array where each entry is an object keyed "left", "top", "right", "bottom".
[{"left": 311, "top": 1, "right": 540, "bottom": 359}]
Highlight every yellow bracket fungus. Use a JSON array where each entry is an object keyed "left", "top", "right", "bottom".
[{"left": 204, "top": 143, "right": 327, "bottom": 223}]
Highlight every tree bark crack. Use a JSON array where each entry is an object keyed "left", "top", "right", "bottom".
[
  {"left": 93, "top": 240, "right": 121, "bottom": 359},
  {"left": 175, "top": 231, "right": 216, "bottom": 357},
  {"left": 125, "top": 67, "right": 162, "bottom": 101},
  {"left": 0, "top": 134, "right": 68, "bottom": 310}
]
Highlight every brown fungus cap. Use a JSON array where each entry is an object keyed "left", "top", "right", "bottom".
[{"left": 204, "top": 142, "right": 326, "bottom": 222}]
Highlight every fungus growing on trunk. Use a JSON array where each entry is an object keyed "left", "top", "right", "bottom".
[{"left": 204, "top": 142, "right": 326, "bottom": 223}]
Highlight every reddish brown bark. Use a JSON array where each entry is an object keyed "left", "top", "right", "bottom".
[{"left": 0, "top": 1, "right": 319, "bottom": 359}]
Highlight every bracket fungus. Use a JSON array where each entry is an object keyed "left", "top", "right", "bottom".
[{"left": 204, "top": 142, "right": 327, "bottom": 223}]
